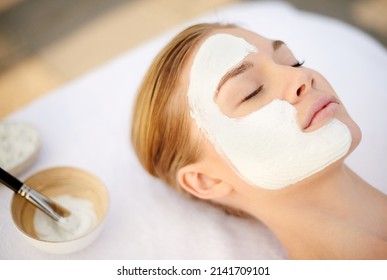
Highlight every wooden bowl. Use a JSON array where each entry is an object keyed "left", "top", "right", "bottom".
[{"left": 11, "top": 167, "right": 109, "bottom": 254}]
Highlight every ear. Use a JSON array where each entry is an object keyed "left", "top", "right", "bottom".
[{"left": 177, "top": 164, "right": 233, "bottom": 200}]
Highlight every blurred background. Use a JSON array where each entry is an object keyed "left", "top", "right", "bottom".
[{"left": 0, "top": 0, "right": 386, "bottom": 119}]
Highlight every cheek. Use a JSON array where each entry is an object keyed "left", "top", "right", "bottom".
[
  {"left": 309, "top": 70, "right": 340, "bottom": 99},
  {"left": 205, "top": 100, "right": 352, "bottom": 189},
  {"left": 199, "top": 134, "right": 243, "bottom": 182},
  {"left": 316, "top": 72, "right": 362, "bottom": 148},
  {"left": 337, "top": 107, "right": 362, "bottom": 152}
]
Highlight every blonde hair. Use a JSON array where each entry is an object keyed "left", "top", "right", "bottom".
[{"left": 131, "top": 23, "right": 236, "bottom": 194}]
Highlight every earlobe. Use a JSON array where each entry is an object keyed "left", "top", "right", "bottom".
[{"left": 177, "top": 165, "right": 233, "bottom": 200}]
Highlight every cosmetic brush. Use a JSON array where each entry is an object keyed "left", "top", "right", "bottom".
[{"left": 0, "top": 167, "right": 71, "bottom": 223}]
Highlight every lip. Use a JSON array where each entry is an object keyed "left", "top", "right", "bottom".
[{"left": 303, "top": 96, "right": 339, "bottom": 129}]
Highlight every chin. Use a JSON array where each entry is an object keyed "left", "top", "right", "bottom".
[{"left": 291, "top": 117, "right": 361, "bottom": 189}]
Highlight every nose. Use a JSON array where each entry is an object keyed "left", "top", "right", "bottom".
[
  {"left": 284, "top": 67, "right": 315, "bottom": 103},
  {"left": 296, "top": 84, "right": 306, "bottom": 97}
]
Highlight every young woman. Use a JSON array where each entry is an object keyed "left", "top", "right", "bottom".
[{"left": 131, "top": 23, "right": 387, "bottom": 259}]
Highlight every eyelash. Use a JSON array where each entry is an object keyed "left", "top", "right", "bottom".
[
  {"left": 242, "top": 85, "right": 264, "bottom": 103},
  {"left": 242, "top": 60, "right": 305, "bottom": 103},
  {"left": 292, "top": 60, "right": 305, "bottom": 67}
]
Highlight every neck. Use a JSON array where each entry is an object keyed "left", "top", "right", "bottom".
[{"left": 240, "top": 163, "right": 387, "bottom": 259}]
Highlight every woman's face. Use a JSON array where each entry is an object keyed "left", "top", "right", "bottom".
[
  {"left": 211, "top": 28, "right": 354, "bottom": 132},
  {"left": 182, "top": 27, "right": 361, "bottom": 190}
]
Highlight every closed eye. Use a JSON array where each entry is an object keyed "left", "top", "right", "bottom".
[
  {"left": 292, "top": 60, "right": 305, "bottom": 67},
  {"left": 242, "top": 85, "right": 264, "bottom": 103}
]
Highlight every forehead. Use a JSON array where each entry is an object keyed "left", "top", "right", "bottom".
[
  {"left": 180, "top": 28, "right": 272, "bottom": 89},
  {"left": 195, "top": 27, "right": 273, "bottom": 61}
]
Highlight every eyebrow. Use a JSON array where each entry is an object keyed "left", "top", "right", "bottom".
[
  {"left": 217, "top": 61, "right": 254, "bottom": 93},
  {"left": 273, "top": 40, "right": 285, "bottom": 51},
  {"left": 216, "top": 40, "right": 286, "bottom": 93}
]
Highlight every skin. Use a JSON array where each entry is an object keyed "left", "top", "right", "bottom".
[{"left": 177, "top": 27, "right": 387, "bottom": 259}]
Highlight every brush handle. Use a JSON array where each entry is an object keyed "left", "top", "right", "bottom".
[
  {"left": 0, "top": 166, "right": 70, "bottom": 221},
  {"left": 0, "top": 167, "right": 23, "bottom": 192}
]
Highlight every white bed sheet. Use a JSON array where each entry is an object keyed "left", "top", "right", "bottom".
[{"left": 1, "top": 1, "right": 386, "bottom": 259}]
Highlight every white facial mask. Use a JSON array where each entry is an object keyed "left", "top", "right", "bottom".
[{"left": 187, "top": 33, "right": 352, "bottom": 189}]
